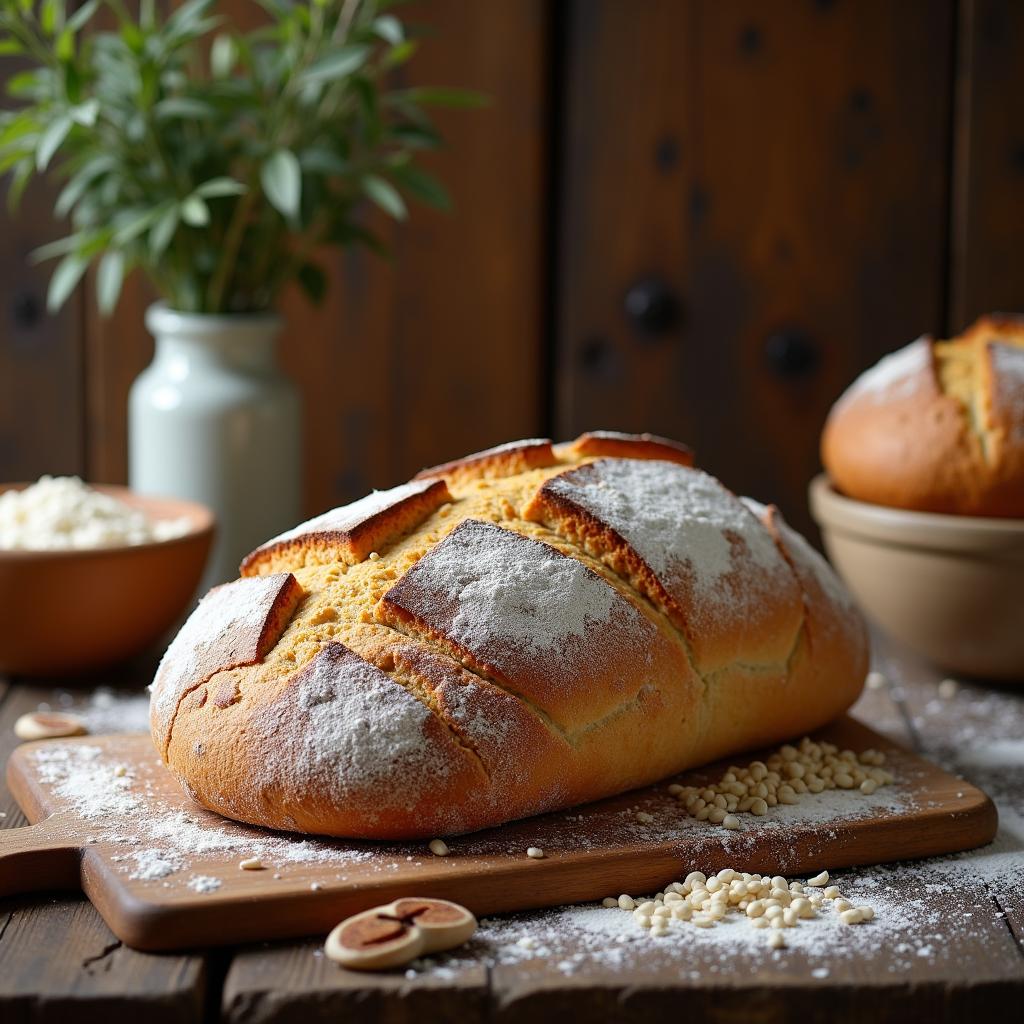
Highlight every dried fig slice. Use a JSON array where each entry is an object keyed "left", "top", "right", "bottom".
[
  {"left": 324, "top": 898, "right": 477, "bottom": 971},
  {"left": 325, "top": 906, "right": 425, "bottom": 970},
  {"left": 390, "top": 898, "right": 478, "bottom": 953}
]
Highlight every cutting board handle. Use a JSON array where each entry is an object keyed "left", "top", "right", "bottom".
[{"left": 0, "top": 816, "right": 82, "bottom": 897}]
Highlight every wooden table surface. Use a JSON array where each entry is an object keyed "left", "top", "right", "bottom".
[{"left": 2, "top": 633, "right": 1022, "bottom": 1023}]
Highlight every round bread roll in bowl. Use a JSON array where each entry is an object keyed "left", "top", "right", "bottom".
[
  {"left": 821, "top": 314, "right": 1024, "bottom": 518},
  {"left": 816, "top": 316, "right": 1024, "bottom": 680},
  {"left": 150, "top": 431, "right": 868, "bottom": 839}
]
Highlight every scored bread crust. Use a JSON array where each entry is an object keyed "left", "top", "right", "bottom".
[
  {"left": 151, "top": 431, "right": 868, "bottom": 839},
  {"left": 821, "top": 315, "right": 1024, "bottom": 517}
]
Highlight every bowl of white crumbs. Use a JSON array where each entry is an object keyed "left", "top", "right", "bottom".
[{"left": 0, "top": 477, "right": 214, "bottom": 676}]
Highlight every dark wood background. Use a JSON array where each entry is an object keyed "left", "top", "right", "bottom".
[{"left": 2, "top": 0, "right": 1023, "bottom": 538}]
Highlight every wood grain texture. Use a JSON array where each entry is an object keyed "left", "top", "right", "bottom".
[
  {"left": 873, "top": 632, "right": 1024, "bottom": 961},
  {"left": 2, "top": 718, "right": 997, "bottom": 951},
  {"left": 222, "top": 939, "right": 487, "bottom": 1024},
  {"left": 0, "top": 684, "right": 207, "bottom": 1024},
  {"left": 555, "top": 0, "right": 955, "bottom": 537},
  {"left": 950, "top": 0, "right": 1024, "bottom": 329},
  {"left": 0, "top": 175, "right": 84, "bottom": 483},
  {"left": 85, "top": 0, "right": 548, "bottom": 516}
]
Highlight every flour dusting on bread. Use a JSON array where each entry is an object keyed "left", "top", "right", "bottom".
[
  {"left": 840, "top": 338, "right": 931, "bottom": 404},
  {"left": 151, "top": 431, "right": 868, "bottom": 840}
]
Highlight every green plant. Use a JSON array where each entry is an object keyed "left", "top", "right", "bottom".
[{"left": 0, "top": 0, "right": 480, "bottom": 314}]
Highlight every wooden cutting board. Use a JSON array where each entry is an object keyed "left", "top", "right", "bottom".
[{"left": 1, "top": 716, "right": 996, "bottom": 952}]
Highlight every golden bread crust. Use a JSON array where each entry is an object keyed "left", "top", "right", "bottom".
[
  {"left": 562, "top": 430, "right": 695, "bottom": 467},
  {"left": 822, "top": 317, "right": 1024, "bottom": 516},
  {"left": 240, "top": 478, "right": 451, "bottom": 576},
  {"left": 153, "top": 432, "right": 868, "bottom": 839},
  {"left": 413, "top": 438, "right": 558, "bottom": 485}
]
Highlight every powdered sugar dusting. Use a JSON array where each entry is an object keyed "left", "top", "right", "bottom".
[
  {"left": 384, "top": 519, "right": 651, "bottom": 685},
  {"left": 151, "top": 573, "right": 295, "bottom": 736},
  {"left": 988, "top": 342, "right": 1024, "bottom": 440},
  {"left": 251, "top": 643, "right": 450, "bottom": 803},
  {"left": 544, "top": 460, "right": 789, "bottom": 636},
  {"left": 839, "top": 337, "right": 931, "bottom": 406}
]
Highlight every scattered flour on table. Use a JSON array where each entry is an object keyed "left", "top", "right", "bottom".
[
  {"left": 188, "top": 875, "right": 222, "bottom": 894},
  {"left": 40, "top": 686, "right": 151, "bottom": 735}
]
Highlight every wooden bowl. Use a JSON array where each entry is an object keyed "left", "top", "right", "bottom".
[
  {"left": 810, "top": 475, "right": 1024, "bottom": 681},
  {"left": 0, "top": 485, "right": 214, "bottom": 677}
]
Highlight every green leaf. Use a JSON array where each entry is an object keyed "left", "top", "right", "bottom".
[
  {"left": 155, "top": 97, "right": 215, "bottom": 120},
  {"left": 0, "top": 38, "right": 25, "bottom": 56},
  {"left": 383, "top": 40, "right": 418, "bottom": 69},
  {"left": 36, "top": 115, "right": 72, "bottom": 171},
  {"left": 392, "top": 87, "right": 488, "bottom": 109},
  {"left": 0, "top": 115, "right": 39, "bottom": 150},
  {"left": 112, "top": 208, "right": 158, "bottom": 246},
  {"left": 180, "top": 195, "right": 210, "bottom": 226},
  {"left": 70, "top": 99, "right": 99, "bottom": 126},
  {"left": 41, "top": 0, "right": 65, "bottom": 37},
  {"left": 210, "top": 33, "right": 236, "bottom": 77},
  {"left": 47, "top": 253, "right": 88, "bottom": 312},
  {"left": 300, "top": 45, "right": 370, "bottom": 85},
  {"left": 7, "top": 157, "right": 33, "bottom": 212},
  {"left": 390, "top": 164, "right": 450, "bottom": 211},
  {"left": 149, "top": 204, "right": 179, "bottom": 259},
  {"left": 54, "top": 154, "right": 116, "bottom": 218},
  {"left": 362, "top": 174, "right": 406, "bottom": 220},
  {"left": 166, "top": 0, "right": 216, "bottom": 37},
  {"left": 96, "top": 249, "right": 125, "bottom": 315},
  {"left": 195, "top": 177, "right": 247, "bottom": 199},
  {"left": 373, "top": 15, "right": 404, "bottom": 45},
  {"left": 31, "top": 233, "right": 80, "bottom": 263},
  {"left": 66, "top": 0, "right": 100, "bottom": 34},
  {"left": 261, "top": 149, "right": 301, "bottom": 219},
  {"left": 55, "top": 29, "right": 74, "bottom": 62},
  {"left": 297, "top": 261, "right": 327, "bottom": 305},
  {"left": 299, "top": 147, "right": 348, "bottom": 175}
]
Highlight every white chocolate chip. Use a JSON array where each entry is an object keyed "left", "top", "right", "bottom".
[
  {"left": 428, "top": 839, "right": 450, "bottom": 857},
  {"left": 239, "top": 857, "right": 264, "bottom": 871},
  {"left": 526, "top": 847, "right": 545, "bottom": 859},
  {"left": 807, "top": 871, "right": 829, "bottom": 887},
  {"left": 767, "top": 930, "right": 786, "bottom": 949}
]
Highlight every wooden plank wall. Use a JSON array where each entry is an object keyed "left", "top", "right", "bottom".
[
  {"left": 555, "top": 0, "right": 955, "bottom": 536},
  {"left": 949, "top": 0, "right": 1024, "bottom": 329},
  {"left": 2, "top": 0, "right": 1024, "bottom": 528}
]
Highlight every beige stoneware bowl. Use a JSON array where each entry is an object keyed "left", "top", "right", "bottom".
[
  {"left": 810, "top": 475, "right": 1024, "bottom": 681},
  {"left": 0, "top": 485, "right": 214, "bottom": 677}
]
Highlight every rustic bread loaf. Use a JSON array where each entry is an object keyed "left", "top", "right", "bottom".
[
  {"left": 150, "top": 431, "right": 868, "bottom": 840},
  {"left": 822, "top": 315, "right": 1024, "bottom": 517}
]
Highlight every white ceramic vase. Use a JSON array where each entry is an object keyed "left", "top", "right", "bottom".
[{"left": 129, "top": 303, "right": 302, "bottom": 593}]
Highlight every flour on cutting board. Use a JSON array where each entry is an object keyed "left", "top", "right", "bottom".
[{"left": 28, "top": 732, "right": 910, "bottom": 895}]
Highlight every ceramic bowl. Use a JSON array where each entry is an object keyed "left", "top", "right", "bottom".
[
  {"left": 0, "top": 485, "right": 214, "bottom": 677},
  {"left": 809, "top": 475, "right": 1024, "bottom": 681}
]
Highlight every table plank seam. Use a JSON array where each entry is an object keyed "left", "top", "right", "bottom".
[{"left": 882, "top": 676, "right": 925, "bottom": 753}]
